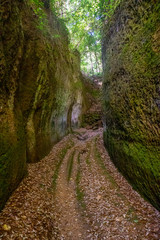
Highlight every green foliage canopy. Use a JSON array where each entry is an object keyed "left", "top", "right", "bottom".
[{"left": 31, "top": 0, "right": 121, "bottom": 75}]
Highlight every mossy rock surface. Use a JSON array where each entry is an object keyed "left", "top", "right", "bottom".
[
  {"left": 0, "top": 0, "right": 85, "bottom": 210},
  {"left": 102, "top": 0, "right": 160, "bottom": 210}
]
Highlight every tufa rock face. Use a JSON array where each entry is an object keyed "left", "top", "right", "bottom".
[
  {"left": 102, "top": 0, "right": 160, "bottom": 210},
  {"left": 0, "top": 0, "right": 84, "bottom": 210}
]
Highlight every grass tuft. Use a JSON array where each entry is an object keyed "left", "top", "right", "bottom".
[
  {"left": 67, "top": 150, "right": 76, "bottom": 182},
  {"left": 52, "top": 141, "right": 74, "bottom": 192},
  {"left": 76, "top": 152, "right": 86, "bottom": 209}
]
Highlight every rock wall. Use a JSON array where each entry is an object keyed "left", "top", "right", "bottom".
[
  {"left": 0, "top": 0, "right": 84, "bottom": 210},
  {"left": 102, "top": 1, "right": 160, "bottom": 210}
]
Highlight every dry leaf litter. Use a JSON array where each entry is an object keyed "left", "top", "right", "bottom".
[{"left": 0, "top": 128, "right": 159, "bottom": 240}]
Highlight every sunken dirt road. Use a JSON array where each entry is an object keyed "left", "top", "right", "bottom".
[{"left": 0, "top": 128, "right": 160, "bottom": 240}]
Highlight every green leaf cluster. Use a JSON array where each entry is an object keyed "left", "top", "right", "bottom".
[
  {"left": 30, "top": 0, "right": 121, "bottom": 75},
  {"left": 30, "top": 0, "right": 48, "bottom": 31},
  {"left": 58, "top": 0, "right": 121, "bottom": 75}
]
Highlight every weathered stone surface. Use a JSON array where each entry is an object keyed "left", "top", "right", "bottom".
[
  {"left": 102, "top": 1, "right": 160, "bottom": 210},
  {"left": 0, "top": 0, "right": 84, "bottom": 210}
]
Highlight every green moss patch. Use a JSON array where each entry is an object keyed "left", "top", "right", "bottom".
[
  {"left": 102, "top": 1, "right": 160, "bottom": 210},
  {"left": 76, "top": 152, "right": 86, "bottom": 209},
  {"left": 104, "top": 130, "right": 160, "bottom": 210},
  {"left": 52, "top": 141, "right": 74, "bottom": 193},
  {"left": 67, "top": 150, "right": 76, "bottom": 182}
]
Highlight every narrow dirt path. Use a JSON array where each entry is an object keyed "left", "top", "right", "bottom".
[
  {"left": 0, "top": 128, "right": 160, "bottom": 240},
  {"left": 52, "top": 148, "right": 85, "bottom": 240}
]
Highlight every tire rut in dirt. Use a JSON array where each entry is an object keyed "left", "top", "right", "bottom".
[{"left": 52, "top": 146, "right": 87, "bottom": 240}]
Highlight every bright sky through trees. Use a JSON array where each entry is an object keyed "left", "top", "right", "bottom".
[
  {"left": 59, "top": 0, "right": 121, "bottom": 75},
  {"left": 57, "top": 0, "right": 103, "bottom": 75},
  {"left": 32, "top": 0, "right": 121, "bottom": 75}
]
